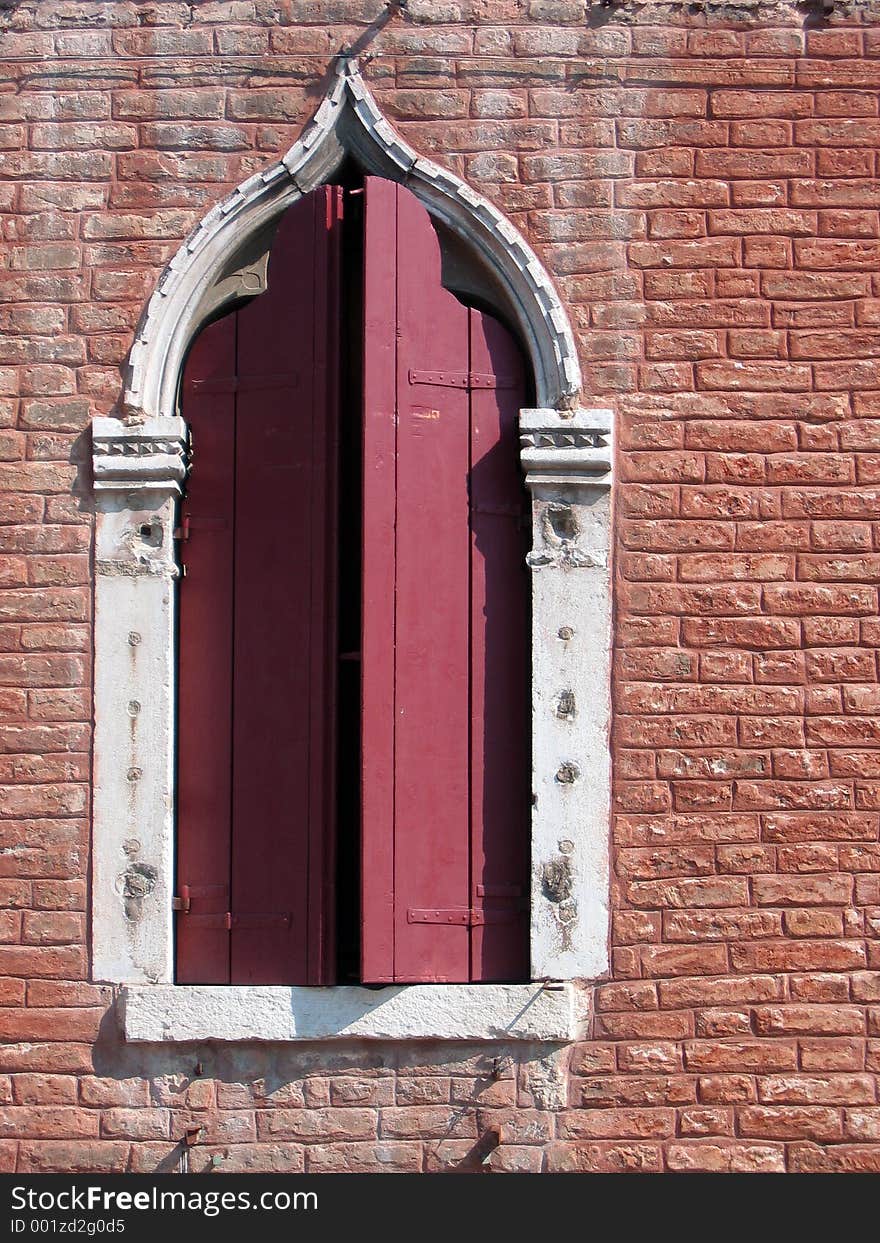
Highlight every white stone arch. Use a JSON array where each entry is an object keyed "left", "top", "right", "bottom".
[
  {"left": 123, "top": 56, "right": 581, "bottom": 424},
  {"left": 94, "top": 59, "right": 613, "bottom": 1041}
]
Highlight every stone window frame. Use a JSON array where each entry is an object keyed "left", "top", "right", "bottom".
[{"left": 92, "top": 59, "right": 612, "bottom": 1044}]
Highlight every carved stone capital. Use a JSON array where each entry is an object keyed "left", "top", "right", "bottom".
[
  {"left": 92, "top": 416, "right": 188, "bottom": 496},
  {"left": 519, "top": 407, "right": 613, "bottom": 490}
]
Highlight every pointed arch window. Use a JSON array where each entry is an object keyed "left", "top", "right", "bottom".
[{"left": 91, "top": 62, "right": 612, "bottom": 1042}]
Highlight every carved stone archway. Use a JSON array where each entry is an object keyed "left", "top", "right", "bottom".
[{"left": 123, "top": 57, "right": 581, "bottom": 423}]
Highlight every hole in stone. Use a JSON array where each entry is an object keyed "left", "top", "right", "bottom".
[{"left": 547, "top": 504, "right": 578, "bottom": 542}]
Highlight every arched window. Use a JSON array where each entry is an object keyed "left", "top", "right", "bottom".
[{"left": 91, "top": 60, "right": 612, "bottom": 1042}]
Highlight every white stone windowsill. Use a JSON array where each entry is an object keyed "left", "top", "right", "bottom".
[{"left": 121, "top": 982, "right": 584, "bottom": 1043}]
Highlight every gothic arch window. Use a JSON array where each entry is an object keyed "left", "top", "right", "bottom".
[
  {"left": 92, "top": 61, "right": 612, "bottom": 1042},
  {"left": 175, "top": 176, "right": 532, "bottom": 989}
]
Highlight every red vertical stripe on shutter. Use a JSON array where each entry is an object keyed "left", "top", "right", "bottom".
[
  {"left": 176, "top": 314, "right": 236, "bottom": 983},
  {"left": 468, "top": 310, "right": 531, "bottom": 982},
  {"left": 360, "top": 177, "right": 398, "bottom": 983}
]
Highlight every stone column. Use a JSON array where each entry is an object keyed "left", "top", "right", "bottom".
[
  {"left": 521, "top": 407, "right": 613, "bottom": 981},
  {"left": 91, "top": 417, "right": 187, "bottom": 983}
]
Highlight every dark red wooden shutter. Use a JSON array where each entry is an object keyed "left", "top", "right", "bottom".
[
  {"left": 360, "top": 176, "right": 398, "bottom": 983},
  {"left": 360, "top": 178, "right": 530, "bottom": 984},
  {"left": 175, "top": 312, "right": 236, "bottom": 985},
  {"left": 176, "top": 187, "right": 342, "bottom": 985}
]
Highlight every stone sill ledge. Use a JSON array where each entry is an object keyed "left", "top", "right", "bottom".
[{"left": 121, "top": 982, "right": 584, "bottom": 1043}]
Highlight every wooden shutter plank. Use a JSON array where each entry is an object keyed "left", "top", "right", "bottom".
[
  {"left": 468, "top": 310, "right": 531, "bottom": 982},
  {"left": 392, "top": 184, "right": 472, "bottom": 983},
  {"left": 176, "top": 313, "right": 236, "bottom": 983},
  {"left": 307, "top": 185, "right": 344, "bottom": 985},
  {"left": 361, "top": 180, "right": 530, "bottom": 984},
  {"left": 230, "top": 190, "right": 340, "bottom": 985},
  {"left": 360, "top": 176, "right": 398, "bottom": 984},
  {"left": 229, "top": 199, "right": 312, "bottom": 985}
]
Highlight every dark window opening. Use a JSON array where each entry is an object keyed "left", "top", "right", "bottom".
[{"left": 335, "top": 164, "right": 365, "bottom": 983}]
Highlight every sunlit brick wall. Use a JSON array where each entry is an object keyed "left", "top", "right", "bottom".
[{"left": 2, "top": 0, "right": 880, "bottom": 1174}]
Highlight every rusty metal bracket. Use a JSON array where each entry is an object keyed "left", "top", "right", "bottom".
[
  {"left": 170, "top": 884, "right": 191, "bottom": 914},
  {"left": 173, "top": 516, "right": 229, "bottom": 541}
]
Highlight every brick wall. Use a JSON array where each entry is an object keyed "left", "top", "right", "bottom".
[{"left": 3, "top": 0, "right": 880, "bottom": 1173}]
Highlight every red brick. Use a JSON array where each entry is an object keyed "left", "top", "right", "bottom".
[
  {"left": 629, "top": 238, "right": 740, "bottom": 269},
  {"left": 754, "top": 1006, "right": 865, "bottom": 1037},
  {"left": 730, "top": 940, "right": 867, "bottom": 972},
  {"left": 557, "top": 1107, "right": 675, "bottom": 1140},
  {"left": 790, "top": 1143, "right": 880, "bottom": 1173},
  {"left": 101, "top": 1109, "right": 170, "bottom": 1141},
  {"left": 697, "top": 149, "right": 812, "bottom": 179},
  {"left": 596, "top": 1011, "right": 693, "bottom": 1041},
  {"left": 0, "top": 1106, "right": 98, "bottom": 1139},
  {"left": 0, "top": 947, "right": 86, "bottom": 979},
  {"left": 627, "top": 877, "right": 747, "bottom": 910},
  {"left": 639, "top": 945, "right": 729, "bottom": 978},
  {"left": 306, "top": 1142, "right": 421, "bottom": 1173},
  {"left": 685, "top": 1040, "right": 787, "bottom": 1074},
  {"left": 799, "top": 1039, "right": 866, "bottom": 1072},
  {"left": 665, "top": 1141, "right": 785, "bottom": 1172},
  {"left": 79, "top": 1078, "right": 149, "bottom": 1109},
  {"left": 679, "top": 1105, "right": 734, "bottom": 1136},
  {"left": 664, "top": 909, "right": 782, "bottom": 942},
  {"left": 0, "top": 1009, "right": 100, "bottom": 1043},
  {"left": 255, "top": 1108, "right": 378, "bottom": 1141},
  {"left": 615, "top": 1042, "right": 681, "bottom": 1074},
  {"left": 660, "top": 976, "right": 782, "bottom": 1009},
  {"left": 752, "top": 874, "right": 853, "bottom": 906},
  {"left": 698, "top": 1074, "right": 757, "bottom": 1103},
  {"left": 759, "top": 1074, "right": 873, "bottom": 1104},
  {"left": 784, "top": 909, "right": 844, "bottom": 937},
  {"left": 546, "top": 1141, "right": 662, "bottom": 1172},
  {"left": 18, "top": 1142, "right": 129, "bottom": 1173},
  {"left": 11, "top": 1074, "right": 77, "bottom": 1105},
  {"left": 738, "top": 1105, "right": 843, "bottom": 1141},
  {"left": 578, "top": 1076, "right": 693, "bottom": 1114}
]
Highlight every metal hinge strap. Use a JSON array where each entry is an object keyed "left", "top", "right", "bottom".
[
  {"left": 407, "top": 907, "right": 524, "bottom": 927},
  {"left": 408, "top": 369, "right": 517, "bottom": 390}
]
